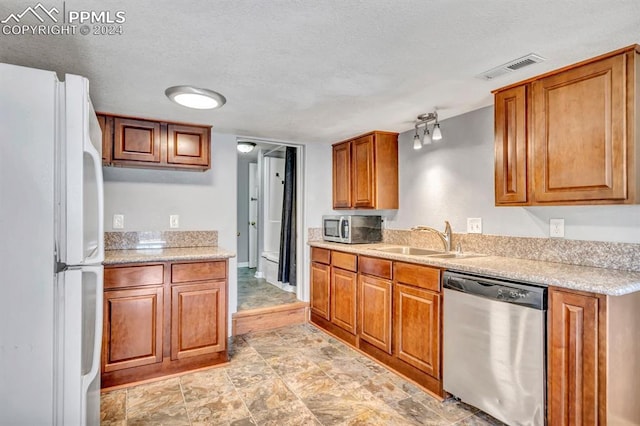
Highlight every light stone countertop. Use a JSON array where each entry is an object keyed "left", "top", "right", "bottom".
[
  {"left": 104, "top": 246, "right": 236, "bottom": 265},
  {"left": 308, "top": 241, "right": 640, "bottom": 296}
]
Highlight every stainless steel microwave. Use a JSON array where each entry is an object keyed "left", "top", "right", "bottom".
[{"left": 322, "top": 215, "right": 382, "bottom": 244}]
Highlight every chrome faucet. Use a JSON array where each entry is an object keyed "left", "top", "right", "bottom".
[{"left": 412, "top": 221, "right": 452, "bottom": 252}]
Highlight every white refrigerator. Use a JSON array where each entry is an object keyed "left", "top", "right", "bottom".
[{"left": 0, "top": 63, "right": 105, "bottom": 425}]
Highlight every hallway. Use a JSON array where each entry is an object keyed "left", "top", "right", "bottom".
[{"left": 237, "top": 267, "right": 298, "bottom": 311}]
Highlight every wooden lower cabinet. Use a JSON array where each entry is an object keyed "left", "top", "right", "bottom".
[
  {"left": 548, "top": 288, "right": 604, "bottom": 425},
  {"left": 359, "top": 274, "right": 392, "bottom": 354},
  {"left": 102, "top": 286, "right": 163, "bottom": 373},
  {"left": 310, "top": 261, "right": 330, "bottom": 320},
  {"left": 171, "top": 281, "right": 226, "bottom": 360},
  {"left": 394, "top": 283, "right": 441, "bottom": 379},
  {"left": 102, "top": 260, "right": 229, "bottom": 388},
  {"left": 310, "top": 248, "right": 444, "bottom": 398},
  {"left": 330, "top": 267, "right": 357, "bottom": 334}
]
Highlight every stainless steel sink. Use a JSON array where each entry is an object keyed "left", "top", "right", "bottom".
[
  {"left": 375, "top": 247, "right": 443, "bottom": 255},
  {"left": 427, "top": 253, "right": 485, "bottom": 259}
]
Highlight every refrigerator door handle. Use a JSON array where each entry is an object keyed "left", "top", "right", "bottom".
[
  {"left": 81, "top": 266, "right": 103, "bottom": 392},
  {"left": 83, "top": 127, "right": 104, "bottom": 265}
]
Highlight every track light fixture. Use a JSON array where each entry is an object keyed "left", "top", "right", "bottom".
[{"left": 413, "top": 111, "right": 443, "bottom": 150}]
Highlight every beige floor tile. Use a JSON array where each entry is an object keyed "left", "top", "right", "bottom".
[
  {"left": 100, "top": 389, "right": 126, "bottom": 423},
  {"left": 391, "top": 397, "right": 452, "bottom": 425},
  {"left": 226, "top": 359, "right": 278, "bottom": 388},
  {"left": 180, "top": 368, "right": 236, "bottom": 403},
  {"left": 236, "top": 377, "right": 298, "bottom": 413},
  {"left": 186, "top": 390, "right": 250, "bottom": 424},
  {"left": 413, "top": 395, "right": 478, "bottom": 423},
  {"left": 126, "top": 378, "right": 184, "bottom": 417},
  {"left": 251, "top": 398, "right": 320, "bottom": 426},
  {"left": 360, "top": 373, "right": 412, "bottom": 405}
]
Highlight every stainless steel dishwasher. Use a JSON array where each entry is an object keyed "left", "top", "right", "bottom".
[{"left": 443, "top": 271, "right": 547, "bottom": 426}]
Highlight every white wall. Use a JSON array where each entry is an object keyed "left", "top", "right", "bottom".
[
  {"left": 236, "top": 155, "right": 253, "bottom": 264},
  {"left": 103, "top": 131, "right": 239, "bottom": 322},
  {"left": 388, "top": 106, "right": 640, "bottom": 243}
]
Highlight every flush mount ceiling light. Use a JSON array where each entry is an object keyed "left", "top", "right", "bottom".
[
  {"left": 237, "top": 141, "right": 256, "bottom": 153},
  {"left": 165, "top": 85, "right": 227, "bottom": 110},
  {"left": 413, "top": 111, "right": 443, "bottom": 150}
]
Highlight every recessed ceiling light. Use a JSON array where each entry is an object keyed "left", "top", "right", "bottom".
[
  {"left": 165, "top": 85, "right": 226, "bottom": 110},
  {"left": 237, "top": 141, "right": 256, "bottom": 153}
]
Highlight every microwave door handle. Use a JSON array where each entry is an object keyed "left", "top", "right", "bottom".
[{"left": 339, "top": 217, "right": 346, "bottom": 239}]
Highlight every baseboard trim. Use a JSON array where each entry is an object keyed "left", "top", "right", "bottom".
[
  {"left": 232, "top": 302, "right": 308, "bottom": 336},
  {"left": 237, "top": 262, "right": 249, "bottom": 268}
]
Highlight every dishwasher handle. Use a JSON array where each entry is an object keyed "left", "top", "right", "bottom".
[{"left": 443, "top": 271, "right": 546, "bottom": 310}]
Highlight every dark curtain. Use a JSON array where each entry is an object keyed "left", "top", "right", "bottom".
[{"left": 278, "top": 147, "right": 296, "bottom": 286}]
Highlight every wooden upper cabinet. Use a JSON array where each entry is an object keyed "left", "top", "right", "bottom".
[
  {"left": 99, "top": 113, "right": 211, "bottom": 171},
  {"left": 114, "top": 117, "right": 162, "bottom": 163},
  {"left": 548, "top": 288, "right": 605, "bottom": 425},
  {"left": 495, "top": 85, "right": 528, "bottom": 205},
  {"left": 494, "top": 45, "right": 640, "bottom": 205},
  {"left": 332, "top": 131, "right": 399, "bottom": 209},
  {"left": 332, "top": 142, "right": 352, "bottom": 208},
  {"left": 532, "top": 54, "right": 627, "bottom": 203},
  {"left": 167, "top": 124, "right": 210, "bottom": 167}
]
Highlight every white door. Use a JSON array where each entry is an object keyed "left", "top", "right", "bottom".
[
  {"left": 61, "top": 74, "right": 104, "bottom": 267},
  {"left": 248, "top": 163, "right": 258, "bottom": 268}
]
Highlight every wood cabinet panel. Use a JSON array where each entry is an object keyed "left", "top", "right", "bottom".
[
  {"left": 104, "top": 264, "right": 164, "bottom": 290},
  {"left": 394, "top": 262, "right": 440, "bottom": 292},
  {"left": 359, "top": 274, "right": 392, "bottom": 354},
  {"left": 330, "top": 267, "right": 358, "bottom": 334},
  {"left": 332, "top": 142, "right": 352, "bottom": 208},
  {"left": 171, "top": 261, "right": 226, "bottom": 283},
  {"left": 167, "top": 124, "right": 210, "bottom": 167},
  {"left": 113, "top": 117, "right": 162, "bottom": 163},
  {"left": 332, "top": 131, "right": 398, "bottom": 209},
  {"left": 394, "top": 284, "right": 440, "bottom": 378},
  {"left": 532, "top": 54, "right": 627, "bottom": 203},
  {"left": 548, "top": 288, "right": 605, "bottom": 425},
  {"left": 171, "top": 281, "right": 226, "bottom": 360},
  {"left": 495, "top": 85, "right": 528, "bottom": 204},
  {"left": 102, "top": 286, "right": 163, "bottom": 373},
  {"left": 331, "top": 251, "right": 358, "bottom": 272},
  {"left": 310, "top": 262, "right": 331, "bottom": 321},
  {"left": 311, "top": 247, "right": 331, "bottom": 265},
  {"left": 352, "top": 135, "right": 376, "bottom": 208},
  {"left": 97, "top": 113, "right": 113, "bottom": 165},
  {"left": 359, "top": 256, "right": 392, "bottom": 280}
]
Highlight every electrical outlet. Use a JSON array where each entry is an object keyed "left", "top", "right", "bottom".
[
  {"left": 170, "top": 215, "right": 179, "bottom": 229},
  {"left": 467, "top": 218, "right": 482, "bottom": 234},
  {"left": 113, "top": 214, "right": 124, "bottom": 229},
  {"left": 550, "top": 218, "right": 565, "bottom": 238}
]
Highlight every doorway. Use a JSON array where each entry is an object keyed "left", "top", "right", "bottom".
[{"left": 236, "top": 139, "right": 304, "bottom": 313}]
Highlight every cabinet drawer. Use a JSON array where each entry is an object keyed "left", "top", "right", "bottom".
[
  {"left": 171, "top": 261, "right": 226, "bottom": 283},
  {"left": 311, "top": 247, "right": 331, "bottom": 265},
  {"left": 393, "top": 262, "right": 441, "bottom": 292},
  {"left": 359, "top": 256, "right": 392, "bottom": 280},
  {"left": 104, "top": 264, "right": 164, "bottom": 289},
  {"left": 331, "top": 251, "right": 357, "bottom": 272}
]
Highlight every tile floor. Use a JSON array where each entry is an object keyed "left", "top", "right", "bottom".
[
  {"left": 237, "top": 267, "right": 298, "bottom": 311},
  {"left": 101, "top": 323, "right": 505, "bottom": 426}
]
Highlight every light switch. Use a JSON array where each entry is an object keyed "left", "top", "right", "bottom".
[
  {"left": 170, "top": 215, "right": 179, "bottom": 229},
  {"left": 467, "top": 218, "right": 482, "bottom": 234},
  {"left": 113, "top": 214, "right": 124, "bottom": 229}
]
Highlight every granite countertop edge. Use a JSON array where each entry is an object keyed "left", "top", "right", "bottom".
[
  {"left": 308, "top": 241, "right": 640, "bottom": 296},
  {"left": 104, "top": 246, "right": 236, "bottom": 265}
]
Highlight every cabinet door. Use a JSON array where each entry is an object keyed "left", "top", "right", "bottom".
[
  {"left": 333, "top": 142, "right": 352, "bottom": 208},
  {"left": 310, "top": 262, "right": 331, "bottom": 320},
  {"left": 352, "top": 135, "right": 376, "bottom": 208},
  {"left": 167, "top": 124, "right": 210, "bottom": 168},
  {"left": 532, "top": 54, "right": 627, "bottom": 203},
  {"left": 113, "top": 117, "right": 162, "bottom": 163},
  {"left": 495, "top": 85, "right": 528, "bottom": 205},
  {"left": 330, "top": 267, "right": 357, "bottom": 334},
  {"left": 171, "top": 281, "right": 226, "bottom": 360},
  {"left": 394, "top": 284, "right": 440, "bottom": 378},
  {"left": 548, "top": 289, "right": 603, "bottom": 425},
  {"left": 359, "top": 274, "right": 392, "bottom": 354},
  {"left": 97, "top": 114, "right": 113, "bottom": 165},
  {"left": 102, "top": 286, "right": 163, "bottom": 373}
]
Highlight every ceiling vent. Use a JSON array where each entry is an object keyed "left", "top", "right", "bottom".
[{"left": 476, "top": 53, "right": 546, "bottom": 80}]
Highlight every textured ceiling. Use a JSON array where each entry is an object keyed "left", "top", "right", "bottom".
[{"left": 2, "top": 0, "right": 640, "bottom": 143}]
